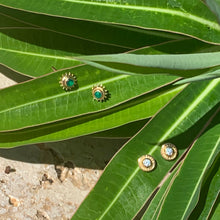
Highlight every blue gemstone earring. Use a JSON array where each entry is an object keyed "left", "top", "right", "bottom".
[
  {"left": 92, "top": 85, "right": 108, "bottom": 102},
  {"left": 60, "top": 73, "right": 77, "bottom": 91}
]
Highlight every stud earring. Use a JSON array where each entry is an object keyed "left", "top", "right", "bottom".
[
  {"left": 138, "top": 155, "right": 156, "bottom": 172},
  {"left": 92, "top": 85, "right": 108, "bottom": 102},
  {"left": 161, "top": 143, "right": 178, "bottom": 160},
  {"left": 59, "top": 72, "right": 77, "bottom": 91}
]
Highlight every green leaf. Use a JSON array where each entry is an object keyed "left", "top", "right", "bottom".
[
  {"left": 0, "top": 64, "right": 32, "bottom": 82},
  {"left": 205, "top": 0, "right": 220, "bottom": 24},
  {"left": 0, "top": 86, "right": 181, "bottom": 148},
  {"left": 174, "top": 67, "right": 220, "bottom": 85},
  {"left": 0, "top": 64, "right": 178, "bottom": 132},
  {"left": 2, "top": 36, "right": 208, "bottom": 132},
  {"left": 188, "top": 155, "right": 220, "bottom": 220},
  {"left": 77, "top": 52, "right": 220, "bottom": 77},
  {"left": 0, "top": 5, "right": 182, "bottom": 50},
  {"left": 155, "top": 118, "right": 220, "bottom": 220},
  {"left": 1, "top": 0, "right": 220, "bottom": 43},
  {"left": 72, "top": 79, "right": 220, "bottom": 220},
  {"left": 141, "top": 163, "right": 182, "bottom": 220},
  {"left": 210, "top": 199, "right": 220, "bottom": 220},
  {"left": 0, "top": 12, "right": 128, "bottom": 77},
  {"left": 91, "top": 119, "right": 149, "bottom": 138}
]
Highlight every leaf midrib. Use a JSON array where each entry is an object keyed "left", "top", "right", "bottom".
[
  {"left": 64, "top": 0, "right": 220, "bottom": 31},
  {"left": 0, "top": 11, "right": 133, "bottom": 50},
  {"left": 98, "top": 78, "right": 220, "bottom": 220},
  {"left": 0, "top": 75, "right": 128, "bottom": 116},
  {"left": 1, "top": 47, "right": 77, "bottom": 60},
  {"left": 182, "top": 135, "right": 220, "bottom": 220}
]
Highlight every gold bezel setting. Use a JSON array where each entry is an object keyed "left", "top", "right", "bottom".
[
  {"left": 161, "top": 143, "right": 178, "bottom": 160},
  {"left": 59, "top": 72, "right": 77, "bottom": 91},
  {"left": 138, "top": 155, "right": 156, "bottom": 172},
  {"left": 92, "top": 85, "right": 108, "bottom": 102}
]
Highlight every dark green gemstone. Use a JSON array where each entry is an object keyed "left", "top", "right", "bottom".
[
  {"left": 94, "top": 90, "right": 103, "bottom": 99},
  {"left": 66, "top": 78, "right": 74, "bottom": 87}
]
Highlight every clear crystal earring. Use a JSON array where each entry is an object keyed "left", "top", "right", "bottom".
[
  {"left": 138, "top": 155, "right": 156, "bottom": 172},
  {"left": 161, "top": 143, "right": 178, "bottom": 160}
]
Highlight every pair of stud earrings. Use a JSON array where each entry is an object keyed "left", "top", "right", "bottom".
[
  {"left": 59, "top": 73, "right": 108, "bottom": 102},
  {"left": 138, "top": 143, "right": 178, "bottom": 172}
]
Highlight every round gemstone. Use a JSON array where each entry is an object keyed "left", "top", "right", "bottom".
[
  {"left": 66, "top": 78, "right": 74, "bottom": 87},
  {"left": 94, "top": 90, "right": 103, "bottom": 99},
  {"left": 165, "top": 147, "right": 174, "bottom": 156},
  {"left": 142, "top": 158, "right": 151, "bottom": 168}
]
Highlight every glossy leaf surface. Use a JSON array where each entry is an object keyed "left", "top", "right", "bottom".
[
  {"left": 0, "top": 86, "right": 181, "bottom": 148},
  {"left": 2, "top": 37, "right": 210, "bottom": 132},
  {"left": 189, "top": 155, "right": 220, "bottom": 220},
  {"left": 205, "top": 0, "right": 220, "bottom": 23},
  {"left": 174, "top": 67, "right": 220, "bottom": 85},
  {"left": 141, "top": 164, "right": 182, "bottom": 220},
  {"left": 0, "top": 5, "right": 181, "bottom": 50},
  {"left": 156, "top": 117, "right": 220, "bottom": 220},
  {"left": 0, "top": 64, "right": 177, "bottom": 132},
  {"left": 0, "top": 11, "right": 128, "bottom": 77},
  {"left": 210, "top": 201, "right": 220, "bottom": 220},
  {"left": 72, "top": 79, "right": 220, "bottom": 220},
  {"left": 1, "top": 0, "right": 220, "bottom": 43},
  {"left": 77, "top": 52, "right": 220, "bottom": 77}
]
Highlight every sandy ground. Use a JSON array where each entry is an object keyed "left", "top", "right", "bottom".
[{"left": 0, "top": 72, "right": 126, "bottom": 219}]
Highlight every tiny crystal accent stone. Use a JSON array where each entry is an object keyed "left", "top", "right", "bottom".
[
  {"left": 138, "top": 155, "right": 156, "bottom": 172},
  {"left": 143, "top": 158, "right": 151, "bottom": 167},
  {"left": 94, "top": 90, "right": 103, "bottom": 99},
  {"left": 161, "top": 143, "right": 178, "bottom": 160},
  {"left": 165, "top": 147, "right": 174, "bottom": 156},
  {"left": 66, "top": 78, "right": 74, "bottom": 87}
]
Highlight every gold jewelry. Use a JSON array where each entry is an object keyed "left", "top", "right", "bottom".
[
  {"left": 59, "top": 73, "right": 77, "bottom": 91},
  {"left": 161, "top": 143, "right": 178, "bottom": 160},
  {"left": 138, "top": 155, "right": 156, "bottom": 172},
  {"left": 92, "top": 85, "right": 108, "bottom": 102}
]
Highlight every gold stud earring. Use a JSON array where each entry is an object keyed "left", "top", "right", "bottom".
[
  {"left": 59, "top": 72, "right": 77, "bottom": 91},
  {"left": 161, "top": 143, "right": 178, "bottom": 160},
  {"left": 92, "top": 85, "right": 108, "bottom": 102},
  {"left": 138, "top": 155, "right": 156, "bottom": 172}
]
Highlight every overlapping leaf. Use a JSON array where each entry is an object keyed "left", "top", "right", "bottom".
[
  {"left": 1, "top": 0, "right": 220, "bottom": 43},
  {"left": 0, "top": 63, "right": 178, "bottom": 132},
  {"left": 0, "top": 5, "right": 182, "bottom": 50},
  {"left": 77, "top": 51, "right": 220, "bottom": 77},
  {"left": 189, "top": 155, "right": 220, "bottom": 220},
  {"left": 0, "top": 11, "right": 128, "bottom": 77},
  {"left": 153, "top": 117, "right": 220, "bottom": 220},
  {"left": 1, "top": 37, "right": 211, "bottom": 133},
  {"left": 0, "top": 85, "right": 181, "bottom": 148},
  {"left": 141, "top": 163, "right": 182, "bottom": 220},
  {"left": 72, "top": 78, "right": 220, "bottom": 219},
  {"left": 204, "top": 0, "right": 220, "bottom": 23}
]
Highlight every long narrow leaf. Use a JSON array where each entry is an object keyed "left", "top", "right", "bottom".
[
  {"left": 1, "top": 0, "right": 220, "bottom": 43},
  {"left": 0, "top": 12, "right": 127, "bottom": 77},
  {"left": 155, "top": 118, "right": 220, "bottom": 220},
  {"left": 77, "top": 52, "right": 220, "bottom": 77},
  {"left": 0, "top": 5, "right": 182, "bottom": 50},
  {"left": 0, "top": 64, "right": 178, "bottom": 132},
  {"left": 141, "top": 163, "right": 182, "bottom": 220},
  {"left": 174, "top": 67, "right": 220, "bottom": 85},
  {"left": 188, "top": 155, "right": 220, "bottom": 220},
  {"left": 72, "top": 79, "right": 220, "bottom": 219},
  {"left": 205, "top": 0, "right": 220, "bottom": 23},
  {"left": 0, "top": 86, "right": 182, "bottom": 148}
]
